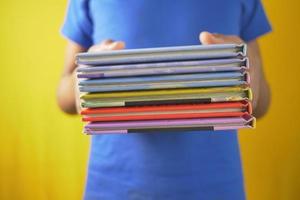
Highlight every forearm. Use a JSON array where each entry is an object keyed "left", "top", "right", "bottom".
[
  {"left": 57, "top": 40, "right": 125, "bottom": 115},
  {"left": 57, "top": 72, "right": 77, "bottom": 115},
  {"left": 248, "top": 41, "right": 271, "bottom": 118},
  {"left": 56, "top": 41, "right": 87, "bottom": 114},
  {"left": 252, "top": 73, "right": 271, "bottom": 118}
]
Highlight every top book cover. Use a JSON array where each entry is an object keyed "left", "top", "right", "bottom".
[{"left": 76, "top": 44, "right": 247, "bottom": 66}]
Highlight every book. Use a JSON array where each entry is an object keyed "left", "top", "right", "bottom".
[
  {"left": 76, "top": 44, "right": 246, "bottom": 65},
  {"left": 75, "top": 44, "right": 255, "bottom": 134},
  {"left": 77, "top": 58, "right": 248, "bottom": 78},
  {"left": 81, "top": 101, "right": 251, "bottom": 122},
  {"left": 81, "top": 87, "right": 252, "bottom": 108},
  {"left": 83, "top": 114, "right": 255, "bottom": 134}
]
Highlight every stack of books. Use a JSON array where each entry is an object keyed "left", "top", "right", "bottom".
[{"left": 76, "top": 44, "right": 255, "bottom": 134}]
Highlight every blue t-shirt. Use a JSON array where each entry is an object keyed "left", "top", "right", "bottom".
[{"left": 62, "top": 1, "right": 271, "bottom": 199}]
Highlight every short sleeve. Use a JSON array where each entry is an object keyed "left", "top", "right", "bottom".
[
  {"left": 61, "top": 0, "right": 93, "bottom": 48},
  {"left": 240, "top": 0, "right": 272, "bottom": 42}
]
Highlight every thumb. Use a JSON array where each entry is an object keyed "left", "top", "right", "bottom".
[
  {"left": 89, "top": 39, "right": 125, "bottom": 52},
  {"left": 199, "top": 31, "right": 243, "bottom": 45},
  {"left": 108, "top": 41, "right": 126, "bottom": 50}
]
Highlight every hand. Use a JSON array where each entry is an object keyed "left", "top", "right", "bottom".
[
  {"left": 74, "top": 40, "right": 125, "bottom": 114},
  {"left": 199, "top": 31, "right": 270, "bottom": 117}
]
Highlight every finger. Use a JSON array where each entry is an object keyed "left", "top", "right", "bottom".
[
  {"left": 88, "top": 40, "right": 125, "bottom": 52},
  {"left": 199, "top": 31, "right": 230, "bottom": 44},
  {"left": 71, "top": 70, "right": 82, "bottom": 114},
  {"left": 109, "top": 41, "right": 126, "bottom": 50},
  {"left": 88, "top": 39, "right": 114, "bottom": 52},
  {"left": 199, "top": 31, "right": 221, "bottom": 45},
  {"left": 199, "top": 31, "right": 243, "bottom": 45},
  {"left": 102, "top": 39, "right": 114, "bottom": 45}
]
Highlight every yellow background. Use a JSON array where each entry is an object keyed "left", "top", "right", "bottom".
[{"left": 0, "top": 0, "right": 299, "bottom": 199}]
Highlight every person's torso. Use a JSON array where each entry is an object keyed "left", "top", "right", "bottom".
[
  {"left": 89, "top": 0, "right": 242, "bottom": 48},
  {"left": 85, "top": 1, "right": 245, "bottom": 199}
]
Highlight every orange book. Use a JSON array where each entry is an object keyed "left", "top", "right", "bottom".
[{"left": 81, "top": 101, "right": 251, "bottom": 122}]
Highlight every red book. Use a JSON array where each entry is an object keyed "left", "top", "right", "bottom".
[{"left": 81, "top": 101, "right": 252, "bottom": 122}]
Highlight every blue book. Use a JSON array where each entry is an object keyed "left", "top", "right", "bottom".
[
  {"left": 79, "top": 72, "right": 244, "bottom": 86},
  {"left": 79, "top": 75, "right": 249, "bottom": 93}
]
